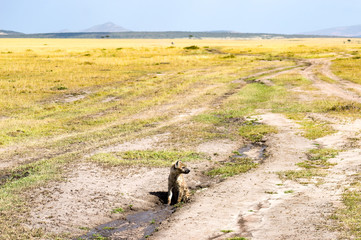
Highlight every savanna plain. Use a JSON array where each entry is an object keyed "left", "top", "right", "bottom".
[{"left": 1, "top": 38, "right": 361, "bottom": 239}]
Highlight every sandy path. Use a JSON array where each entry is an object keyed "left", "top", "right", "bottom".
[
  {"left": 301, "top": 58, "right": 361, "bottom": 102},
  {"left": 321, "top": 57, "right": 361, "bottom": 95},
  {"left": 152, "top": 113, "right": 339, "bottom": 240}
]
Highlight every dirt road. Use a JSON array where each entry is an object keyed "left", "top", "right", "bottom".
[
  {"left": 152, "top": 57, "right": 361, "bottom": 239},
  {"left": 22, "top": 55, "right": 361, "bottom": 239}
]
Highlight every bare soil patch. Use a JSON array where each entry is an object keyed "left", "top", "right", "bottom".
[{"left": 27, "top": 163, "right": 168, "bottom": 235}]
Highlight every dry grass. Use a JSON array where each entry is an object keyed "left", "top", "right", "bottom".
[
  {"left": 0, "top": 38, "right": 360, "bottom": 239},
  {"left": 332, "top": 57, "right": 361, "bottom": 84}
]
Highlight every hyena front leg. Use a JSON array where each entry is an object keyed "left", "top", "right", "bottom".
[
  {"left": 184, "top": 188, "right": 190, "bottom": 202},
  {"left": 167, "top": 187, "right": 173, "bottom": 205},
  {"left": 177, "top": 189, "right": 184, "bottom": 204}
]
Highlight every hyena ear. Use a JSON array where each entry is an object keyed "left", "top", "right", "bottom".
[{"left": 175, "top": 160, "right": 180, "bottom": 168}]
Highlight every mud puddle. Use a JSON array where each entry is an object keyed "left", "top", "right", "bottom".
[
  {"left": 77, "top": 206, "right": 174, "bottom": 240},
  {"left": 232, "top": 143, "right": 267, "bottom": 163}
]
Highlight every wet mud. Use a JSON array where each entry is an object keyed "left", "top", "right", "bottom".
[
  {"left": 232, "top": 143, "right": 268, "bottom": 163},
  {"left": 77, "top": 206, "right": 174, "bottom": 240}
]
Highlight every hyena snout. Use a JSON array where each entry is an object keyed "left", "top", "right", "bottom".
[{"left": 183, "top": 168, "right": 190, "bottom": 174}]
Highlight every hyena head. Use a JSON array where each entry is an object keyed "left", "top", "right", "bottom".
[{"left": 174, "top": 160, "right": 190, "bottom": 174}]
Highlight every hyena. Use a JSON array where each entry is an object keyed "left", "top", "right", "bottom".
[{"left": 167, "top": 160, "right": 191, "bottom": 205}]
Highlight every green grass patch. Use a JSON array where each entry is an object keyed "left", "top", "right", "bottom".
[
  {"left": 92, "top": 233, "right": 109, "bottom": 240},
  {"left": 298, "top": 148, "right": 339, "bottom": 169},
  {"left": 206, "top": 157, "right": 257, "bottom": 178},
  {"left": 278, "top": 148, "right": 339, "bottom": 184},
  {"left": 102, "top": 227, "right": 115, "bottom": 230},
  {"left": 277, "top": 169, "right": 326, "bottom": 182},
  {"left": 239, "top": 124, "right": 277, "bottom": 142},
  {"left": 324, "top": 101, "right": 361, "bottom": 114},
  {"left": 111, "top": 207, "right": 124, "bottom": 214},
  {"left": 298, "top": 120, "right": 336, "bottom": 140},
  {"left": 287, "top": 113, "right": 336, "bottom": 140},
  {"left": 193, "top": 113, "right": 223, "bottom": 124},
  {"left": 334, "top": 175, "right": 361, "bottom": 238},
  {"left": 193, "top": 113, "right": 245, "bottom": 125},
  {"left": 270, "top": 73, "right": 312, "bottom": 88},
  {"left": 89, "top": 150, "right": 205, "bottom": 167}
]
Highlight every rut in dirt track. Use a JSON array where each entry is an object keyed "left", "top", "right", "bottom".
[{"left": 301, "top": 58, "right": 361, "bottom": 102}]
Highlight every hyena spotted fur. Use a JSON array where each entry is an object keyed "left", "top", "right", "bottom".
[{"left": 167, "top": 160, "right": 191, "bottom": 205}]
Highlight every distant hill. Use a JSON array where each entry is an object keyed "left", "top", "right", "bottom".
[
  {"left": 0, "top": 31, "right": 338, "bottom": 39},
  {"left": 0, "top": 29, "right": 24, "bottom": 36},
  {"left": 82, "top": 22, "right": 129, "bottom": 32},
  {"left": 302, "top": 24, "right": 361, "bottom": 37}
]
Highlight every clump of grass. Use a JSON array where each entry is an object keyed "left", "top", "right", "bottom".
[
  {"left": 277, "top": 169, "right": 326, "bottom": 182},
  {"left": 238, "top": 124, "right": 277, "bottom": 143},
  {"left": 102, "top": 226, "right": 115, "bottom": 230},
  {"left": 265, "top": 191, "right": 277, "bottom": 194},
  {"left": 184, "top": 45, "right": 199, "bottom": 50},
  {"left": 206, "top": 157, "right": 257, "bottom": 178},
  {"left": 222, "top": 54, "right": 236, "bottom": 59},
  {"left": 287, "top": 113, "right": 336, "bottom": 140},
  {"left": 90, "top": 150, "right": 204, "bottom": 167},
  {"left": 278, "top": 148, "right": 339, "bottom": 183},
  {"left": 193, "top": 113, "right": 223, "bottom": 124},
  {"left": 298, "top": 120, "right": 336, "bottom": 140},
  {"left": 92, "top": 233, "right": 109, "bottom": 240},
  {"left": 79, "top": 226, "right": 90, "bottom": 230},
  {"left": 326, "top": 101, "right": 361, "bottom": 113},
  {"left": 221, "top": 230, "right": 234, "bottom": 233},
  {"left": 298, "top": 148, "right": 339, "bottom": 169},
  {"left": 111, "top": 207, "right": 124, "bottom": 213},
  {"left": 50, "top": 85, "right": 68, "bottom": 91}
]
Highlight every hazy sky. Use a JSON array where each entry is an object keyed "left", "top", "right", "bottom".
[{"left": 1, "top": 0, "right": 361, "bottom": 34}]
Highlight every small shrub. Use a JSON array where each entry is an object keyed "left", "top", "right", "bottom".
[
  {"left": 184, "top": 45, "right": 199, "bottom": 50},
  {"left": 51, "top": 86, "right": 68, "bottom": 91},
  {"left": 111, "top": 207, "right": 124, "bottom": 213},
  {"left": 223, "top": 54, "right": 236, "bottom": 59}
]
